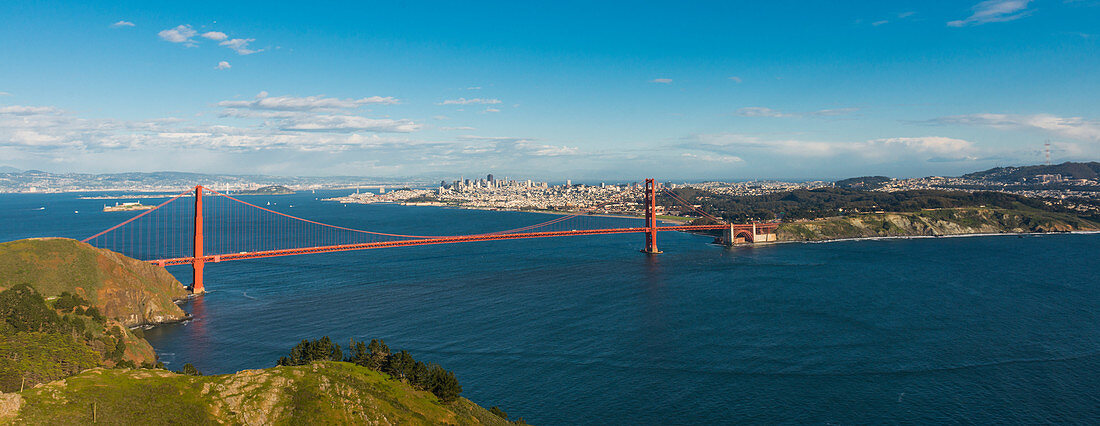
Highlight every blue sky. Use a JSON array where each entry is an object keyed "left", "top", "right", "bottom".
[{"left": 1, "top": 0, "right": 1098, "bottom": 180}]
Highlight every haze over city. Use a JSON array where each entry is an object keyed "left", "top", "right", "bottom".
[{"left": 1, "top": 0, "right": 1098, "bottom": 180}]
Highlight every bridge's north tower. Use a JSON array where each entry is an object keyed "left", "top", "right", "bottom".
[
  {"left": 642, "top": 178, "right": 661, "bottom": 254},
  {"left": 193, "top": 185, "right": 205, "bottom": 294}
]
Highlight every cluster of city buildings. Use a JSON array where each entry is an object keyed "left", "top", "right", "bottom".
[
  {"left": 674, "top": 180, "right": 833, "bottom": 196},
  {"left": 326, "top": 174, "right": 665, "bottom": 216},
  {"left": 875, "top": 175, "right": 1100, "bottom": 200}
]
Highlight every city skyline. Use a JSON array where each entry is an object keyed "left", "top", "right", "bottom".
[{"left": 1, "top": 0, "right": 1099, "bottom": 180}]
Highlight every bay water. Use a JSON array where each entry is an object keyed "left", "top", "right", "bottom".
[{"left": 2, "top": 191, "right": 1097, "bottom": 424}]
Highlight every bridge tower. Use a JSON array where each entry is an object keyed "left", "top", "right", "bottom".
[
  {"left": 642, "top": 178, "right": 661, "bottom": 254},
  {"left": 193, "top": 185, "right": 205, "bottom": 294}
]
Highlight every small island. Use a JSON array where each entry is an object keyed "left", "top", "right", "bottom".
[{"left": 102, "top": 201, "right": 156, "bottom": 212}]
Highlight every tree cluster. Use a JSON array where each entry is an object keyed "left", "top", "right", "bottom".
[
  {"left": 0, "top": 284, "right": 161, "bottom": 391},
  {"left": 277, "top": 337, "right": 463, "bottom": 403}
]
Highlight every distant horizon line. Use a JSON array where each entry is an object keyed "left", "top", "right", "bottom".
[{"left": 2, "top": 160, "right": 1096, "bottom": 184}]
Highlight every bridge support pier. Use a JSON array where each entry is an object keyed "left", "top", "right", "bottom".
[
  {"left": 718, "top": 223, "right": 778, "bottom": 245},
  {"left": 192, "top": 185, "right": 205, "bottom": 294},
  {"left": 642, "top": 178, "right": 661, "bottom": 253}
]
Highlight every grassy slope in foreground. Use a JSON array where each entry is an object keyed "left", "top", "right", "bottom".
[
  {"left": 4, "top": 362, "right": 513, "bottom": 426},
  {"left": 777, "top": 207, "right": 1100, "bottom": 241},
  {"left": 0, "top": 238, "right": 189, "bottom": 326}
]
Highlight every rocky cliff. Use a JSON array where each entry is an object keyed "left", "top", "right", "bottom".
[{"left": 0, "top": 238, "right": 189, "bottom": 326}]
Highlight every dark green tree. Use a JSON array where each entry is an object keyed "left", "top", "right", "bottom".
[
  {"left": 0, "top": 284, "right": 60, "bottom": 333},
  {"left": 382, "top": 350, "right": 416, "bottom": 382},
  {"left": 109, "top": 337, "right": 127, "bottom": 361},
  {"left": 52, "top": 292, "right": 89, "bottom": 313},
  {"left": 83, "top": 307, "right": 105, "bottom": 323},
  {"left": 427, "top": 364, "right": 462, "bottom": 402},
  {"left": 345, "top": 338, "right": 370, "bottom": 366},
  {"left": 489, "top": 406, "right": 508, "bottom": 420},
  {"left": 366, "top": 339, "right": 390, "bottom": 370},
  {"left": 277, "top": 336, "right": 343, "bottom": 366},
  {"left": 180, "top": 363, "right": 202, "bottom": 376},
  {"left": 410, "top": 361, "right": 430, "bottom": 390}
]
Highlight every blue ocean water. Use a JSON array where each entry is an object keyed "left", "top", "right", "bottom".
[{"left": 1, "top": 191, "right": 1098, "bottom": 424}]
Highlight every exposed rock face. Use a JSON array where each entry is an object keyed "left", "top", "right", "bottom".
[
  {"left": 777, "top": 208, "right": 1099, "bottom": 242},
  {"left": 0, "top": 393, "right": 22, "bottom": 420},
  {"left": 0, "top": 238, "right": 189, "bottom": 327}
]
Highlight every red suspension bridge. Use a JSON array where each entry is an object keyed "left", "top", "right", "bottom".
[{"left": 82, "top": 179, "right": 777, "bottom": 294}]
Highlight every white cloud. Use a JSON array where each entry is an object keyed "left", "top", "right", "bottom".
[
  {"left": 111, "top": 21, "right": 135, "bottom": 28},
  {"left": 948, "top": 0, "right": 1033, "bottom": 27},
  {"left": 728, "top": 76, "right": 742, "bottom": 83},
  {"left": 202, "top": 31, "right": 228, "bottom": 41},
  {"left": 483, "top": 108, "right": 501, "bottom": 113},
  {"left": 0, "top": 92, "right": 11, "bottom": 97},
  {"left": 220, "top": 38, "right": 260, "bottom": 55},
  {"left": 681, "top": 153, "right": 744, "bottom": 163},
  {"left": 0, "top": 105, "right": 63, "bottom": 115},
  {"left": 650, "top": 78, "right": 673, "bottom": 84},
  {"left": 736, "top": 107, "right": 794, "bottom": 118},
  {"left": 869, "top": 137, "right": 976, "bottom": 159},
  {"left": 465, "top": 86, "right": 482, "bottom": 90},
  {"left": 440, "top": 126, "right": 476, "bottom": 131},
  {"left": 931, "top": 113, "right": 1100, "bottom": 141},
  {"left": 158, "top": 25, "right": 197, "bottom": 44},
  {"left": 526, "top": 143, "right": 578, "bottom": 156},
  {"left": 736, "top": 106, "right": 858, "bottom": 118},
  {"left": 0, "top": 103, "right": 424, "bottom": 152},
  {"left": 0, "top": 101, "right": 608, "bottom": 176},
  {"left": 437, "top": 98, "right": 502, "bottom": 105},
  {"left": 279, "top": 115, "right": 421, "bottom": 133},
  {"left": 810, "top": 107, "right": 860, "bottom": 116},
  {"left": 219, "top": 93, "right": 399, "bottom": 111},
  {"left": 684, "top": 133, "right": 976, "bottom": 161},
  {"left": 215, "top": 61, "right": 231, "bottom": 70},
  {"left": 872, "top": 20, "right": 889, "bottom": 26}
]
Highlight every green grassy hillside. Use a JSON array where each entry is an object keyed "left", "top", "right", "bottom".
[
  {"left": 3, "top": 362, "right": 516, "bottom": 425},
  {"left": 0, "top": 238, "right": 189, "bottom": 326},
  {"left": 777, "top": 207, "right": 1100, "bottom": 241}
]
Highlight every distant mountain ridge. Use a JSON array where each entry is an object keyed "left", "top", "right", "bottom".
[
  {"left": 962, "top": 162, "right": 1100, "bottom": 182},
  {"left": 0, "top": 170, "right": 426, "bottom": 193}
]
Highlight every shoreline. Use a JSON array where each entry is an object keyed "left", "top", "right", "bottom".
[{"left": 777, "top": 229, "right": 1100, "bottom": 245}]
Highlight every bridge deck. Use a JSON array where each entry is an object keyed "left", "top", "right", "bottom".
[{"left": 149, "top": 223, "right": 777, "bottom": 266}]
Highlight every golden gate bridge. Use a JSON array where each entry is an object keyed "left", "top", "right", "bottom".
[{"left": 82, "top": 179, "right": 777, "bottom": 294}]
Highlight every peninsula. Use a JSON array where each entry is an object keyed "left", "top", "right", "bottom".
[{"left": 0, "top": 239, "right": 526, "bottom": 425}]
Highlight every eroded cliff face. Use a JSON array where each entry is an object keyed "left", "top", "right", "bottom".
[
  {"left": 777, "top": 208, "right": 1099, "bottom": 242},
  {"left": 0, "top": 238, "right": 189, "bottom": 327},
  {"left": 91, "top": 249, "right": 190, "bottom": 326}
]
